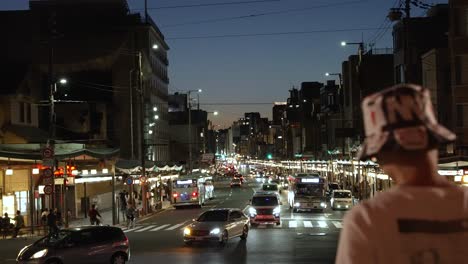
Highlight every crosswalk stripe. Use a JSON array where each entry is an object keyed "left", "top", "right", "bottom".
[
  {"left": 124, "top": 226, "right": 143, "bottom": 233},
  {"left": 303, "top": 221, "right": 313, "bottom": 228},
  {"left": 165, "top": 223, "right": 185, "bottom": 231},
  {"left": 150, "top": 224, "right": 171, "bottom": 231},
  {"left": 135, "top": 225, "right": 157, "bottom": 232},
  {"left": 332, "top": 221, "right": 343, "bottom": 228},
  {"left": 318, "top": 221, "right": 328, "bottom": 228},
  {"left": 289, "top": 221, "right": 297, "bottom": 228}
]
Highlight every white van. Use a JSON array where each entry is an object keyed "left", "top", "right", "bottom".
[{"left": 330, "top": 190, "right": 353, "bottom": 210}]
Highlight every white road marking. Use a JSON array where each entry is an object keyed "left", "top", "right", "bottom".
[
  {"left": 149, "top": 224, "right": 171, "bottom": 231},
  {"left": 124, "top": 226, "right": 143, "bottom": 233},
  {"left": 318, "top": 221, "right": 328, "bottom": 228},
  {"left": 332, "top": 221, "right": 343, "bottom": 228},
  {"left": 135, "top": 225, "right": 157, "bottom": 232},
  {"left": 242, "top": 205, "right": 249, "bottom": 212},
  {"left": 165, "top": 222, "right": 186, "bottom": 230},
  {"left": 303, "top": 221, "right": 313, "bottom": 228},
  {"left": 289, "top": 221, "right": 298, "bottom": 228}
]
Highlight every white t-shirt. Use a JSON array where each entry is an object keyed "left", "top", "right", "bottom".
[{"left": 336, "top": 184, "right": 468, "bottom": 264}]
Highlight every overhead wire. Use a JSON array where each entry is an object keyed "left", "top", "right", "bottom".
[
  {"left": 133, "top": 0, "right": 280, "bottom": 10},
  {"left": 162, "top": 0, "right": 368, "bottom": 28},
  {"left": 167, "top": 27, "right": 388, "bottom": 40}
]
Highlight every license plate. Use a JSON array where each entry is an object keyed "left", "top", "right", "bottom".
[
  {"left": 256, "top": 215, "right": 272, "bottom": 219},
  {"left": 195, "top": 237, "right": 204, "bottom": 241}
]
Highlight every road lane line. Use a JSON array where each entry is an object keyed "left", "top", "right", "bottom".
[
  {"left": 124, "top": 226, "right": 144, "bottom": 233},
  {"left": 150, "top": 224, "right": 171, "bottom": 231},
  {"left": 332, "top": 221, "right": 343, "bottom": 228},
  {"left": 135, "top": 225, "right": 157, "bottom": 232},
  {"left": 303, "top": 221, "right": 313, "bottom": 228},
  {"left": 318, "top": 221, "right": 329, "bottom": 228},
  {"left": 289, "top": 221, "right": 297, "bottom": 228},
  {"left": 165, "top": 222, "right": 186, "bottom": 230}
]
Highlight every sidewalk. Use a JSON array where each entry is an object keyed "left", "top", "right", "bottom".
[{"left": 69, "top": 201, "right": 172, "bottom": 227}]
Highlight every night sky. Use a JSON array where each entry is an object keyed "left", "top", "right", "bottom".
[{"left": 0, "top": 0, "right": 446, "bottom": 127}]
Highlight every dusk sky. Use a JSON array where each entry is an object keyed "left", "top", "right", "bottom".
[{"left": 0, "top": 0, "right": 446, "bottom": 127}]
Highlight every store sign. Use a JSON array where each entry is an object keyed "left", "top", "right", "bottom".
[
  {"left": 55, "top": 178, "right": 64, "bottom": 185},
  {"left": 438, "top": 170, "right": 463, "bottom": 176}
]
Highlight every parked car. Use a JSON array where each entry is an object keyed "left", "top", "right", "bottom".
[
  {"left": 183, "top": 208, "right": 250, "bottom": 246},
  {"left": 16, "top": 226, "right": 130, "bottom": 264}
]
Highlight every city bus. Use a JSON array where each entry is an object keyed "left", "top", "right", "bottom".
[
  {"left": 171, "top": 173, "right": 210, "bottom": 208},
  {"left": 287, "top": 173, "right": 328, "bottom": 212}
]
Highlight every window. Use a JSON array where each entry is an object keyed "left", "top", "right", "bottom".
[
  {"left": 26, "top": 103, "right": 31, "bottom": 124},
  {"left": 455, "top": 56, "right": 468, "bottom": 85},
  {"left": 15, "top": 191, "right": 28, "bottom": 214},
  {"left": 456, "top": 104, "right": 468, "bottom": 127},
  {"left": 229, "top": 211, "right": 243, "bottom": 220},
  {"left": 19, "top": 102, "right": 25, "bottom": 123},
  {"left": 456, "top": 8, "right": 468, "bottom": 36}
]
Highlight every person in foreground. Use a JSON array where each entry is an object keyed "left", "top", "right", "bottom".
[{"left": 336, "top": 84, "right": 467, "bottom": 264}]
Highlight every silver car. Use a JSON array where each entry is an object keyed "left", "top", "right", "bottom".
[
  {"left": 16, "top": 226, "right": 130, "bottom": 264},
  {"left": 183, "top": 208, "right": 250, "bottom": 246}
]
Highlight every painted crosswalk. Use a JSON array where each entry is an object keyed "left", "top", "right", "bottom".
[{"left": 121, "top": 220, "right": 344, "bottom": 234}]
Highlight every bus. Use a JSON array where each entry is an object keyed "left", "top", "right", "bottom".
[
  {"left": 287, "top": 173, "right": 328, "bottom": 212},
  {"left": 171, "top": 173, "right": 210, "bottom": 208}
]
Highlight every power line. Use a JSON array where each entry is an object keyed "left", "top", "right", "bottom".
[
  {"left": 162, "top": 0, "right": 368, "bottom": 28},
  {"left": 167, "top": 27, "right": 388, "bottom": 40},
  {"left": 134, "top": 0, "right": 280, "bottom": 10}
]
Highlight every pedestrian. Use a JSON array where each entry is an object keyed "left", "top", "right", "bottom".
[
  {"left": 47, "top": 209, "right": 58, "bottom": 237},
  {"left": 88, "top": 204, "right": 102, "bottom": 225},
  {"left": 12, "top": 210, "right": 24, "bottom": 238},
  {"left": 1, "top": 213, "right": 11, "bottom": 239},
  {"left": 54, "top": 208, "right": 63, "bottom": 228},
  {"left": 126, "top": 203, "right": 136, "bottom": 229},
  {"left": 335, "top": 84, "right": 465, "bottom": 263}
]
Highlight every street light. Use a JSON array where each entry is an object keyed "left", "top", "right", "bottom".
[
  {"left": 213, "top": 111, "right": 219, "bottom": 116},
  {"left": 59, "top": 78, "right": 67, "bottom": 85},
  {"left": 152, "top": 44, "right": 159, "bottom": 50},
  {"left": 153, "top": 106, "right": 158, "bottom": 112}
]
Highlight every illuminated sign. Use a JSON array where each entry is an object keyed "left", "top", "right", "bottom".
[
  {"left": 302, "top": 178, "right": 319, "bottom": 183},
  {"left": 177, "top": 180, "right": 193, "bottom": 185}
]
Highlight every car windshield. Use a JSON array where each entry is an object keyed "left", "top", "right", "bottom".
[
  {"left": 334, "top": 192, "right": 352, "bottom": 198},
  {"left": 35, "top": 230, "right": 72, "bottom": 247},
  {"left": 329, "top": 183, "right": 340, "bottom": 190},
  {"left": 197, "top": 210, "right": 228, "bottom": 222},
  {"left": 262, "top": 184, "right": 278, "bottom": 191},
  {"left": 173, "top": 179, "right": 197, "bottom": 188},
  {"left": 252, "top": 196, "right": 279, "bottom": 206},
  {"left": 296, "top": 184, "right": 324, "bottom": 196},
  {"left": 232, "top": 179, "right": 240, "bottom": 182}
]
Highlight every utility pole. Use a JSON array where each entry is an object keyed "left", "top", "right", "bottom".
[
  {"left": 188, "top": 92, "right": 193, "bottom": 172},
  {"left": 405, "top": 0, "right": 411, "bottom": 18},
  {"left": 48, "top": 11, "right": 56, "bottom": 210}
]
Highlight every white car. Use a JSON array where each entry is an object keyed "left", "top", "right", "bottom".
[
  {"left": 330, "top": 190, "right": 353, "bottom": 210},
  {"left": 183, "top": 209, "right": 250, "bottom": 246}
]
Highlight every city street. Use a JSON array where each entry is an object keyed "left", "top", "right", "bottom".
[{"left": 0, "top": 178, "right": 347, "bottom": 264}]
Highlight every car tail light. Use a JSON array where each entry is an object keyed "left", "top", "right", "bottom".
[
  {"left": 113, "top": 236, "right": 129, "bottom": 247},
  {"left": 192, "top": 192, "right": 198, "bottom": 197},
  {"left": 173, "top": 193, "right": 178, "bottom": 198}
]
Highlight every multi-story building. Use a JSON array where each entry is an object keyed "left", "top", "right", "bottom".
[
  {"left": 0, "top": 0, "right": 170, "bottom": 223},
  {"left": 392, "top": 4, "right": 448, "bottom": 84},
  {"left": 342, "top": 49, "right": 394, "bottom": 151},
  {"left": 449, "top": 0, "right": 468, "bottom": 155}
]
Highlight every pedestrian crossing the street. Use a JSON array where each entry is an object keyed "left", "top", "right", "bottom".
[{"left": 121, "top": 220, "right": 343, "bottom": 234}]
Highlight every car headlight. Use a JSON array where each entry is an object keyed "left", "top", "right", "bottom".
[
  {"left": 210, "top": 228, "right": 221, "bottom": 235},
  {"left": 320, "top": 202, "right": 327, "bottom": 208},
  {"left": 249, "top": 207, "right": 257, "bottom": 216},
  {"left": 30, "top": 249, "right": 48, "bottom": 259},
  {"left": 294, "top": 202, "right": 300, "bottom": 207},
  {"left": 273, "top": 206, "right": 280, "bottom": 215},
  {"left": 183, "top": 228, "right": 191, "bottom": 236},
  {"left": 337, "top": 205, "right": 341, "bottom": 208}
]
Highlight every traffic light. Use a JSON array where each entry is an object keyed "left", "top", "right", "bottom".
[{"left": 267, "top": 153, "right": 273, "bottom": 160}]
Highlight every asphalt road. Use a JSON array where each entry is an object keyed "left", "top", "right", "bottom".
[{"left": 0, "top": 178, "right": 347, "bottom": 264}]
